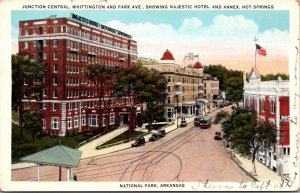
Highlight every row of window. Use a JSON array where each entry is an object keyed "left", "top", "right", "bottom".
[
  {"left": 24, "top": 97, "right": 132, "bottom": 112},
  {"left": 67, "top": 40, "right": 131, "bottom": 56},
  {"left": 166, "top": 95, "right": 198, "bottom": 104},
  {"left": 66, "top": 53, "right": 125, "bottom": 66},
  {"left": 24, "top": 39, "right": 58, "bottom": 49},
  {"left": 167, "top": 86, "right": 199, "bottom": 93},
  {"left": 48, "top": 114, "right": 115, "bottom": 130},
  {"left": 167, "top": 76, "right": 201, "bottom": 84},
  {"left": 22, "top": 24, "right": 137, "bottom": 50},
  {"left": 246, "top": 97, "right": 276, "bottom": 114}
]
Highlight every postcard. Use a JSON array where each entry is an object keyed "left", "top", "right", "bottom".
[{"left": 0, "top": 0, "right": 299, "bottom": 191}]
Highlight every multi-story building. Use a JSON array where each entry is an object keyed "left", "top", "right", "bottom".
[
  {"left": 144, "top": 50, "right": 206, "bottom": 121},
  {"left": 203, "top": 74, "right": 220, "bottom": 108},
  {"left": 18, "top": 13, "right": 141, "bottom": 136},
  {"left": 243, "top": 67, "right": 290, "bottom": 176}
]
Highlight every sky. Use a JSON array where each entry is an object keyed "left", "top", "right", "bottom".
[{"left": 11, "top": 10, "right": 290, "bottom": 75}]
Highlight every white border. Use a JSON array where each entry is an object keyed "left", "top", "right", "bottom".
[{"left": 0, "top": 0, "right": 299, "bottom": 191}]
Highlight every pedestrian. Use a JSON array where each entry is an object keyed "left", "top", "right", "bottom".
[{"left": 73, "top": 174, "right": 77, "bottom": 181}]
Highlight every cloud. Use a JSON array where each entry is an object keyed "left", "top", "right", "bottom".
[
  {"left": 179, "top": 17, "right": 202, "bottom": 32},
  {"left": 103, "top": 14, "right": 289, "bottom": 74}
]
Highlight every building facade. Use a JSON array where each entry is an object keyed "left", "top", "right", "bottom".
[
  {"left": 144, "top": 50, "right": 208, "bottom": 121},
  {"left": 203, "top": 74, "right": 220, "bottom": 107},
  {"left": 18, "top": 14, "right": 141, "bottom": 136},
  {"left": 243, "top": 67, "right": 290, "bottom": 176}
]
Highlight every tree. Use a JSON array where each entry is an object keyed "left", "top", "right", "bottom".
[
  {"left": 225, "top": 110, "right": 276, "bottom": 175},
  {"left": 12, "top": 54, "right": 45, "bottom": 138},
  {"left": 204, "top": 65, "right": 244, "bottom": 106},
  {"left": 113, "top": 66, "right": 140, "bottom": 139},
  {"left": 135, "top": 68, "right": 167, "bottom": 131},
  {"left": 137, "top": 58, "right": 158, "bottom": 67},
  {"left": 23, "top": 110, "right": 43, "bottom": 145},
  {"left": 224, "top": 75, "right": 243, "bottom": 108},
  {"left": 113, "top": 66, "right": 167, "bottom": 134},
  {"left": 261, "top": 73, "right": 289, "bottom": 81},
  {"left": 204, "top": 64, "right": 228, "bottom": 90},
  {"left": 214, "top": 110, "right": 230, "bottom": 124},
  {"left": 85, "top": 65, "right": 113, "bottom": 134}
]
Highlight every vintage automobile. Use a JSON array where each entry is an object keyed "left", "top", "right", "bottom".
[
  {"left": 158, "top": 129, "right": 166, "bottom": 138},
  {"left": 214, "top": 131, "right": 222, "bottom": 140},
  {"left": 131, "top": 137, "right": 146, "bottom": 147},
  {"left": 149, "top": 133, "right": 160, "bottom": 141},
  {"left": 180, "top": 120, "right": 187, "bottom": 127}
]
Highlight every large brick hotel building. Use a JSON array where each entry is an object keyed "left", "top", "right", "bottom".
[{"left": 18, "top": 13, "right": 141, "bottom": 136}]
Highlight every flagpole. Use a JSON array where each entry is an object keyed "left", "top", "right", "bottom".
[{"left": 254, "top": 37, "right": 258, "bottom": 68}]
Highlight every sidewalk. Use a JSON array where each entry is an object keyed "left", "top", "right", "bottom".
[
  {"left": 78, "top": 126, "right": 128, "bottom": 158},
  {"left": 80, "top": 116, "right": 196, "bottom": 159},
  {"left": 229, "top": 149, "right": 282, "bottom": 182}
]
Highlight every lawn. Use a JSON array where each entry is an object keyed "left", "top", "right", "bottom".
[
  {"left": 100, "top": 130, "right": 145, "bottom": 147},
  {"left": 11, "top": 123, "right": 98, "bottom": 163}
]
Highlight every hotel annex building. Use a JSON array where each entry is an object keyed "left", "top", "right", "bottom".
[
  {"left": 144, "top": 50, "right": 220, "bottom": 120},
  {"left": 18, "top": 14, "right": 140, "bottom": 136},
  {"left": 243, "top": 67, "right": 290, "bottom": 176}
]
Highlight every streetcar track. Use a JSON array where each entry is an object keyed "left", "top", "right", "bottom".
[
  {"left": 16, "top": 125, "right": 207, "bottom": 181},
  {"left": 145, "top": 128, "right": 209, "bottom": 182},
  {"left": 141, "top": 128, "right": 208, "bottom": 181},
  {"left": 118, "top": 126, "right": 200, "bottom": 181},
  {"left": 126, "top": 127, "right": 207, "bottom": 181}
]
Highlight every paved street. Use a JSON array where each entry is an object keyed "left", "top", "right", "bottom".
[{"left": 12, "top": 106, "right": 252, "bottom": 182}]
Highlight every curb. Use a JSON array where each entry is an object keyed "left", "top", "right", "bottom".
[{"left": 224, "top": 145, "right": 259, "bottom": 182}]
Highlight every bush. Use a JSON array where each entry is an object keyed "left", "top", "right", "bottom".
[{"left": 214, "top": 110, "right": 229, "bottom": 124}]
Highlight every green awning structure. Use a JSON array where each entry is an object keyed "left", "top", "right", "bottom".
[
  {"left": 21, "top": 145, "right": 81, "bottom": 167},
  {"left": 20, "top": 145, "right": 82, "bottom": 181}
]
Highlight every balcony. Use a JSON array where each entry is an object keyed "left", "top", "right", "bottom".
[
  {"left": 70, "top": 47, "right": 79, "bottom": 52},
  {"left": 174, "top": 82, "right": 182, "bottom": 86},
  {"left": 88, "top": 51, "right": 97, "bottom": 56},
  {"left": 199, "top": 90, "right": 204, "bottom": 94},
  {"left": 132, "top": 59, "right": 137, "bottom": 63},
  {"left": 119, "top": 57, "right": 125, "bottom": 61},
  {"left": 174, "top": 92, "right": 182, "bottom": 96}
]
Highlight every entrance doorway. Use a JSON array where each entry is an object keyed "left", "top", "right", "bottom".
[{"left": 120, "top": 114, "right": 129, "bottom": 125}]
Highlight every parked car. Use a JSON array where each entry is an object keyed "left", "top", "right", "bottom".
[
  {"left": 180, "top": 120, "right": 187, "bottom": 127},
  {"left": 214, "top": 131, "right": 222, "bottom": 140},
  {"left": 149, "top": 133, "right": 160, "bottom": 141},
  {"left": 158, "top": 129, "right": 166, "bottom": 138},
  {"left": 131, "top": 137, "right": 146, "bottom": 147}
]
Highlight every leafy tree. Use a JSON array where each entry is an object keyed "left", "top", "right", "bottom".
[
  {"left": 204, "top": 64, "right": 228, "bottom": 90},
  {"left": 137, "top": 58, "right": 158, "bottom": 67},
  {"left": 225, "top": 75, "right": 243, "bottom": 108},
  {"left": 261, "top": 73, "right": 289, "bottom": 81},
  {"left": 113, "top": 66, "right": 167, "bottom": 134},
  {"left": 12, "top": 54, "right": 45, "bottom": 138},
  {"left": 85, "top": 65, "right": 113, "bottom": 133},
  {"left": 214, "top": 110, "right": 230, "bottom": 124},
  {"left": 204, "top": 65, "right": 243, "bottom": 106},
  {"left": 23, "top": 110, "right": 43, "bottom": 145},
  {"left": 224, "top": 110, "right": 276, "bottom": 175},
  {"left": 135, "top": 68, "right": 167, "bottom": 131}
]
